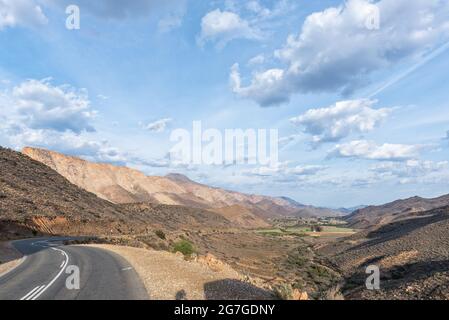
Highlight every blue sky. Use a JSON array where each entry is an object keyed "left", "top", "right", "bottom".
[{"left": 1, "top": 0, "right": 449, "bottom": 208}]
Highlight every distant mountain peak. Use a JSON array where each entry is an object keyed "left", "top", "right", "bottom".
[
  {"left": 165, "top": 173, "right": 194, "bottom": 183},
  {"left": 277, "top": 196, "right": 305, "bottom": 208}
]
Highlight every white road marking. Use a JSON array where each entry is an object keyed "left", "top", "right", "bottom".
[
  {"left": 26, "top": 285, "right": 46, "bottom": 300},
  {"left": 31, "top": 247, "right": 69, "bottom": 300},
  {"left": 20, "top": 285, "right": 43, "bottom": 300},
  {"left": 19, "top": 240, "right": 70, "bottom": 301},
  {"left": 121, "top": 267, "right": 132, "bottom": 271}
]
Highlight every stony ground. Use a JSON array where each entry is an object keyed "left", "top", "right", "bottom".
[{"left": 320, "top": 206, "right": 449, "bottom": 300}]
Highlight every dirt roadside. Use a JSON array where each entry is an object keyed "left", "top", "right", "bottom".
[
  {"left": 87, "top": 244, "right": 274, "bottom": 300},
  {"left": 0, "top": 241, "right": 24, "bottom": 276}
]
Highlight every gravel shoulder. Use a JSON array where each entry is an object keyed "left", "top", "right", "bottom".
[
  {"left": 88, "top": 244, "right": 274, "bottom": 300},
  {"left": 0, "top": 241, "right": 23, "bottom": 276}
]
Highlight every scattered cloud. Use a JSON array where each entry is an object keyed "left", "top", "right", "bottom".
[
  {"left": 48, "top": 0, "right": 182, "bottom": 20},
  {"left": 224, "top": 0, "right": 293, "bottom": 21},
  {"left": 230, "top": 63, "right": 288, "bottom": 106},
  {"left": 247, "top": 162, "right": 327, "bottom": 178},
  {"left": 245, "top": 1, "right": 271, "bottom": 18},
  {"left": 97, "top": 94, "right": 109, "bottom": 100},
  {"left": 232, "top": 0, "right": 449, "bottom": 106},
  {"left": 371, "top": 160, "right": 449, "bottom": 178},
  {"left": 290, "top": 99, "right": 392, "bottom": 144},
  {"left": 278, "top": 134, "right": 300, "bottom": 148},
  {"left": 0, "top": 0, "right": 48, "bottom": 30},
  {"left": 143, "top": 118, "right": 172, "bottom": 133},
  {"left": 0, "top": 78, "right": 117, "bottom": 163},
  {"left": 10, "top": 79, "right": 96, "bottom": 134},
  {"left": 198, "top": 9, "right": 263, "bottom": 48},
  {"left": 289, "top": 165, "right": 328, "bottom": 176},
  {"left": 445, "top": 130, "right": 449, "bottom": 141},
  {"left": 330, "top": 140, "right": 426, "bottom": 161},
  {"left": 248, "top": 54, "right": 265, "bottom": 66}
]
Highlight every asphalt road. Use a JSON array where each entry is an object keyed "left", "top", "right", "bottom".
[{"left": 0, "top": 237, "right": 149, "bottom": 300}]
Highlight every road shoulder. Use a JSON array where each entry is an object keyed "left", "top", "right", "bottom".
[
  {"left": 0, "top": 241, "right": 24, "bottom": 277},
  {"left": 87, "top": 244, "right": 274, "bottom": 300}
]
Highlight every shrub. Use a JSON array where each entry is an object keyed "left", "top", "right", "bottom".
[
  {"left": 173, "top": 240, "right": 196, "bottom": 256},
  {"left": 321, "top": 285, "right": 345, "bottom": 300},
  {"left": 273, "top": 283, "right": 294, "bottom": 300},
  {"left": 155, "top": 229, "right": 166, "bottom": 240}
]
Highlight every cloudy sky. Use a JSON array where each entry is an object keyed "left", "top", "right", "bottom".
[{"left": 1, "top": 0, "right": 449, "bottom": 208}]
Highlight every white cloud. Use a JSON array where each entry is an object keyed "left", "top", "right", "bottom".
[
  {"left": 10, "top": 79, "right": 96, "bottom": 134},
  {"left": 330, "top": 140, "right": 425, "bottom": 161},
  {"left": 0, "top": 79, "right": 122, "bottom": 164},
  {"left": 247, "top": 162, "right": 327, "bottom": 177},
  {"left": 198, "top": 9, "right": 262, "bottom": 48},
  {"left": 232, "top": 0, "right": 449, "bottom": 106},
  {"left": 290, "top": 99, "right": 392, "bottom": 144},
  {"left": 248, "top": 54, "right": 265, "bottom": 66},
  {"left": 245, "top": 1, "right": 271, "bottom": 18},
  {"left": 97, "top": 94, "right": 109, "bottom": 100},
  {"left": 278, "top": 134, "right": 300, "bottom": 148},
  {"left": 371, "top": 160, "right": 449, "bottom": 177},
  {"left": 289, "top": 165, "right": 328, "bottom": 176},
  {"left": 0, "top": 79, "right": 175, "bottom": 169},
  {"left": 230, "top": 63, "right": 288, "bottom": 106},
  {"left": 143, "top": 118, "right": 172, "bottom": 133},
  {"left": 0, "top": 0, "right": 48, "bottom": 30}
]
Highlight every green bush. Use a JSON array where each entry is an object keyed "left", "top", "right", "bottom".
[
  {"left": 273, "top": 283, "right": 294, "bottom": 300},
  {"left": 155, "top": 229, "right": 166, "bottom": 240},
  {"left": 172, "top": 240, "right": 196, "bottom": 256}
]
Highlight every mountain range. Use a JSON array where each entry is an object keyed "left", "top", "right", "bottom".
[
  {"left": 21, "top": 147, "right": 346, "bottom": 228},
  {"left": 346, "top": 194, "right": 449, "bottom": 228},
  {"left": 0, "top": 147, "right": 233, "bottom": 239}
]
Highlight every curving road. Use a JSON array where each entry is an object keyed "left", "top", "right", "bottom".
[{"left": 0, "top": 238, "right": 148, "bottom": 300}]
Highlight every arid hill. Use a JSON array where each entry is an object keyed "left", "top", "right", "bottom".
[
  {"left": 345, "top": 194, "right": 449, "bottom": 229},
  {"left": 0, "top": 147, "right": 231, "bottom": 240},
  {"left": 22, "top": 147, "right": 343, "bottom": 227},
  {"left": 320, "top": 206, "right": 449, "bottom": 299},
  {"left": 211, "top": 205, "right": 270, "bottom": 228}
]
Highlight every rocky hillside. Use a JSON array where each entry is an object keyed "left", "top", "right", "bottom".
[
  {"left": 0, "top": 147, "right": 232, "bottom": 240},
  {"left": 22, "top": 147, "right": 343, "bottom": 227},
  {"left": 345, "top": 194, "right": 449, "bottom": 229},
  {"left": 321, "top": 206, "right": 449, "bottom": 299}
]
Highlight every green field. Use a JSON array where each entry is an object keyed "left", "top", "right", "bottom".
[{"left": 256, "top": 225, "right": 356, "bottom": 238}]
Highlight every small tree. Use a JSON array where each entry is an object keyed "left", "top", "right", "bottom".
[{"left": 173, "top": 240, "right": 196, "bottom": 256}]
